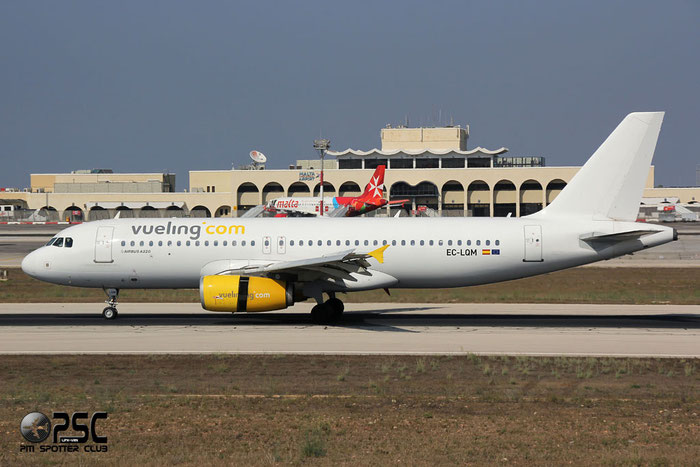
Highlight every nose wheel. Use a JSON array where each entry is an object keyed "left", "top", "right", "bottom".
[
  {"left": 103, "top": 307, "right": 118, "bottom": 319},
  {"left": 103, "top": 288, "right": 120, "bottom": 320}
]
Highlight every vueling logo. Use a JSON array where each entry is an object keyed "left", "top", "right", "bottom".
[
  {"left": 131, "top": 221, "right": 245, "bottom": 240},
  {"left": 215, "top": 291, "right": 270, "bottom": 300}
]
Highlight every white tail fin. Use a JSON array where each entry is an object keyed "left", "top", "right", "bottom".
[{"left": 537, "top": 112, "right": 664, "bottom": 221}]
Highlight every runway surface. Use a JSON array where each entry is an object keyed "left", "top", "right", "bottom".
[{"left": 1, "top": 302, "right": 698, "bottom": 357}]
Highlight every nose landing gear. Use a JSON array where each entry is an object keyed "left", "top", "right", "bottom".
[{"left": 102, "top": 288, "right": 119, "bottom": 320}]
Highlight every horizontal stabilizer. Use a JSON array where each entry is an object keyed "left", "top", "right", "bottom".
[{"left": 579, "top": 230, "right": 657, "bottom": 243}]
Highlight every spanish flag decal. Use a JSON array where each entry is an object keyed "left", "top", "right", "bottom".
[{"left": 482, "top": 249, "right": 491, "bottom": 255}]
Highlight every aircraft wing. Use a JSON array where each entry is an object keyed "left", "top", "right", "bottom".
[
  {"left": 387, "top": 199, "right": 410, "bottom": 205},
  {"left": 212, "top": 245, "right": 389, "bottom": 280}
]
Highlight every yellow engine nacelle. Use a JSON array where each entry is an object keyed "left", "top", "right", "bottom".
[{"left": 200, "top": 275, "right": 293, "bottom": 312}]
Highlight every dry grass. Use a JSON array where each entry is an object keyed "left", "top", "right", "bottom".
[
  {"left": 1, "top": 267, "right": 699, "bottom": 304},
  {"left": 0, "top": 355, "right": 698, "bottom": 465}
]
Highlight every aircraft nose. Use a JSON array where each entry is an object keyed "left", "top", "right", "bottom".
[{"left": 21, "top": 250, "right": 42, "bottom": 279}]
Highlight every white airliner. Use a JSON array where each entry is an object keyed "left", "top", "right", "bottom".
[{"left": 22, "top": 112, "right": 676, "bottom": 322}]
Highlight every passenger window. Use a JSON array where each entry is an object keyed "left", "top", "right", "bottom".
[
  {"left": 467, "top": 240, "right": 471, "bottom": 246},
  {"left": 392, "top": 240, "right": 396, "bottom": 246},
  {"left": 264, "top": 239, "right": 270, "bottom": 247},
  {"left": 383, "top": 240, "right": 388, "bottom": 245},
  {"left": 242, "top": 241, "right": 246, "bottom": 246},
  {"left": 214, "top": 240, "right": 218, "bottom": 246},
  {"left": 495, "top": 240, "right": 500, "bottom": 246},
  {"left": 158, "top": 241, "right": 163, "bottom": 246},
  {"left": 336, "top": 240, "right": 340, "bottom": 246},
  {"left": 290, "top": 240, "right": 295, "bottom": 246},
  {"left": 438, "top": 240, "right": 443, "bottom": 246},
  {"left": 148, "top": 241, "right": 153, "bottom": 247},
  {"left": 364, "top": 240, "right": 369, "bottom": 246},
  {"left": 53, "top": 237, "right": 64, "bottom": 247},
  {"left": 410, "top": 240, "right": 415, "bottom": 246},
  {"left": 223, "top": 241, "right": 227, "bottom": 246},
  {"left": 232, "top": 241, "right": 237, "bottom": 246},
  {"left": 486, "top": 240, "right": 490, "bottom": 246},
  {"left": 177, "top": 241, "right": 181, "bottom": 246},
  {"left": 429, "top": 240, "right": 434, "bottom": 246},
  {"left": 167, "top": 241, "right": 172, "bottom": 246},
  {"left": 355, "top": 240, "right": 359, "bottom": 246},
  {"left": 121, "top": 241, "right": 126, "bottom": 247},
  {"left": 251, "top": 240, "right": 255, "bottom": 246},
  {"left": 186, "top": 241, "right": 191, "bottom": 246},
  {"left": 401, "top": 240, "right": 406, "bottom": 246},
  {"left": 346, "top": 240, "right": 350, "bottom": 246},
  {"left": 372, "top": 240, "right": 377, "bottom": 246},
  {"left": 299, "top": 240, "right": 303, "bottom": 246},
  {"left": 447, "top": 240, "right": 452, "bottom": 246},
  {"left": 420, "top": 240, "right": 425, "bottom": 246},
  {"left": 476, "top": 240, "right": 481, "bottom": 246},
  {"left": 140, "top": 241, "right": 145, "bottom": 247},
  {"left": 317, "top": 240, "right": 322, "bottom": 246},
  {"left": 327, "top": 240, "right": 331, "bottom": 246},
  {"left": 457, "top": 240, "right": 462, "bottom": 246},
  {"left": 46, "top": 238, "right": 57, "bottom": 246}
]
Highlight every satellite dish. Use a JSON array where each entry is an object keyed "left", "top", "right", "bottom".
[{"left": 249, "top": 150, "right": 267, "bottom": 164}]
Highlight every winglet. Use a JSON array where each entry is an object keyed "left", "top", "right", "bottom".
[{"left": 368, "top": 244, "right": 389, "bottom": 263}]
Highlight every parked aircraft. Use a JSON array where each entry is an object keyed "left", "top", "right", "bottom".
[
  {"left": 22, "top": 112, "right": 675, "bottom": 323},
  {"left": 257, "top": 165, "right": 409, "bottom": 217}
]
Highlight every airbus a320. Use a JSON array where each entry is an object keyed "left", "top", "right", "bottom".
[{"left": 22, "top": 112, "right": 675, "bottom": 323}]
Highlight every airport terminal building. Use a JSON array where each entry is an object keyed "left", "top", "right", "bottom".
[{"left": 1, "top": 125, "right": 698, "bottom": 221}]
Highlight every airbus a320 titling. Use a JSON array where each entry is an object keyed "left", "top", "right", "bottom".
[{"left": 22, "top": 112, "right": 676, "bottom": 322}]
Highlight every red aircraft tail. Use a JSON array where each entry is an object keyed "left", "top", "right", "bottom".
[{"left": 359, "top": 165, "right": 385, "bottom": 202}]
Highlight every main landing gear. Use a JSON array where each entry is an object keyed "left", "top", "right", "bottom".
[
  {"left": 310, "top": 295, "right": 345, "bottom": 324},
  {"left": 103, "top": 288, "right": 119, "bottom": 320}
]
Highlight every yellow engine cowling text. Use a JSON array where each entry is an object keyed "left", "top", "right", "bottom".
[{"left": 200, "top": 275, "right": 292, "bottom": 312}]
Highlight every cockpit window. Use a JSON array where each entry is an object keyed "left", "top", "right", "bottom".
[
  {"left": 46, "top": 237, "right": 57, "bottom": 246},
  {"left": 53, "top": 237, "right": 64, "bottom": 247},
  {"left": 64, "top": 237, "right": 73, "bottom": 248}
]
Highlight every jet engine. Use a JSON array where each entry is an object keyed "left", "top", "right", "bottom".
[{"left": 200, "top": 275, "right": 293, "bottom": 312}]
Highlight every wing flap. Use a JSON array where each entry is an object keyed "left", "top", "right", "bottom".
[{"left": 207, "top": 246, "right": 389, "bottom": 277}]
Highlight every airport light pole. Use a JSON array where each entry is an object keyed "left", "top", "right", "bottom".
[{"left": 313, "top": 138, "right": 331, "bottom": 216}]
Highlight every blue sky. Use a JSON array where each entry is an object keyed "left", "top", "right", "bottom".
[{"left": 1, "top": 0, "right": 698, "bottom": 188}]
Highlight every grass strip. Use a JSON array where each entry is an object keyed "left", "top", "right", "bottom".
[{"left": 0, "top": 355, "right": 697, "bottom": 464}]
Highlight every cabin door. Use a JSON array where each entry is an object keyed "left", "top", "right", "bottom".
[
  {"left": 523, "top": 225, "right": 543, "bottom": 262},
  {"left": 94, "top": 226, "right": 114, "bottom": 263}
]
